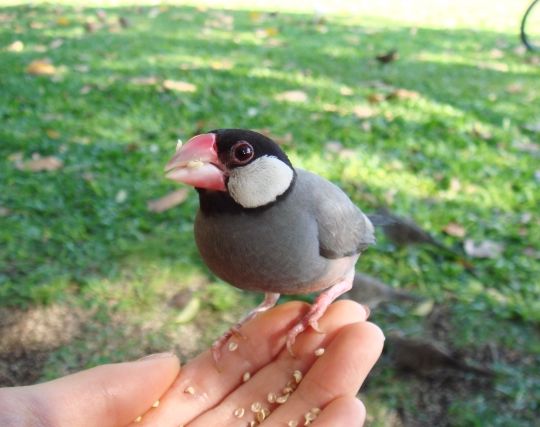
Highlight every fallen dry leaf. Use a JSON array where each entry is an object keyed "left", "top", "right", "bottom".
[
  {"left": 115, "top": 189, "right": 128, "bottom": 203},
  {"left": 386, "top": 88, "right": 420, "bottom": 101},
  {"left": 506, "top": 82, "right": 523, "bottom": 93},
  {"left": 210, "top": 59, "right": 234, "bottom": 70},
  {"left": 26, "top": 59, "right": 56, "bottom": 76},
  {"left": 130, "top": 76, "right": 159, "bottom": 86},
  {"left": 49, "top": 39, "right": 63, "bottom": 49},
  {"left": 46, "top": 129, "right": 60, "bottom": 139},
  {"left": 147, "top": 189, "right": 189, "bottom": 213},
  {"left": 443, "top": 222, "right": 466, "bottom": 238},
  {"left": 163, "top": 79, "right": 197, "bottom": 93},
  {"left": 56, "top": 16, "right": 70, "bottom": 26},
  {"left": 471, "top": 124, "right": 493, "bottom": 140},
  {"left": 367, "top": 93, "right": 385, "bottom": 104},
  {"left": 513, "top": 140, "right": 540, "bottom": 153},
  {"left": 464, "top": 239, "right": 504, "bottom": 259},
  {"left": 6, "top": 40, "right": 24, "bottom": 52},
  {"left": 249, "top": 11, "right": 263, "bottom": 23},
  {"left": 17, "top": 155, "right": 63, "bottom": 172},
  {"left": 274, "top": 90, "right": 308, "bottom": 103},
  {"left": 375, "top": 49, "right": 399, "bottom": 64},
  {"left": 353, "top": 104, "right": 375, "bottom": 119},
  {"left": 523, "top": 122, "right": 540, "bottom": 134},
  {"left": 339, "top": 86, "right": 353, "bottom": 96},
  {"left": 413, "top": 299, "right": 435, "bottom": 317}
]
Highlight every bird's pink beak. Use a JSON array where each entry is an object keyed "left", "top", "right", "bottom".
[{"left": 165, "top": 133, "right": 226, "bottom": 191}]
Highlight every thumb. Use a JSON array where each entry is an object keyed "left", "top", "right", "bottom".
[{"left": 6, "top": 352, "right": 180, "bottom": 427}]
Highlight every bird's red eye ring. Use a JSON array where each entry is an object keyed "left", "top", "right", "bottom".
[{"left": 231, "top": 141, "right": 254, "bottom": 165}]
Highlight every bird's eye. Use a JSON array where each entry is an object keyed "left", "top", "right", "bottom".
[{"left": 231, "top": 141, "right": 254, "bottom": 164}]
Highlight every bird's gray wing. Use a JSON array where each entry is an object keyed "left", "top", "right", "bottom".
[{"left": 295, "top": 170, "right": 375, "bottom": 259}]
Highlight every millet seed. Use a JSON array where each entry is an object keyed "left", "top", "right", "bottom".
[
  {"left": 314, "top": 348, "right": 325, "bottom": 356},
  {"left": 233, "top": 407, "right": 245, "bottom": 418}
]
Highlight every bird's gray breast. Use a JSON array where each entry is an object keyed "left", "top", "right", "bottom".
[{"left": 194, "top": 192, "right": 328, "bottom": 294}]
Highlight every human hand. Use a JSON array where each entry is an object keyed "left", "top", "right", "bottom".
[{"left": 0, "top": 300, "right": 384, "bottom": 427}]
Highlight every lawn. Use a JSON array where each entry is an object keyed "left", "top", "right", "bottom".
[{"left": 0, "top": 1, "right": 539, "bottom": 425}]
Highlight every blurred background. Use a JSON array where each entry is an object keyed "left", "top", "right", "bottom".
[{"left": 0, "top": 1, "right": 539, "bottom": 425}]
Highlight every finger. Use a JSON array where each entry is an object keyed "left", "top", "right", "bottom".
[
  {"left": 266, "top": 321, "right": 384, "bottom": 426},
  {"left": 19, "top": 352, "right": 179, "bottom": 427},
  {"left": 185, "top": 300, "right": 368, "bottom": 427},
  {"left": 315, "top": 396, "right": 366, "bottom": 427},
  {"left": 141, "top": 300, "right": 368, "bottom": 427}
]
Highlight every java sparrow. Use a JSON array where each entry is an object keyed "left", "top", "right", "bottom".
[{"left": 165, "top": 129, "right": 375, "bottom": 362}]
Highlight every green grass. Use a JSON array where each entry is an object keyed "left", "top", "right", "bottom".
[{"left": 0, "top": 1, "right": 539, "bottom": 425}]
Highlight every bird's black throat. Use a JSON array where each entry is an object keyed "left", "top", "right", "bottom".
[{"left": 197, "top": 172, "right": 297, "bottom": 216}]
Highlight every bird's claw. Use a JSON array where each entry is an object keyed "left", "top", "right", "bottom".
[{"left": 309, "top": 320, "right": 324, "bottom": 334}]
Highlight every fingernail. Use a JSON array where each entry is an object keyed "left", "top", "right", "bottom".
[
  {"left": 361, "top": 304, "right": 371, "bottom": 320},
  {"left": 137, "top": 352, "right": 175, "bottom": 362}
]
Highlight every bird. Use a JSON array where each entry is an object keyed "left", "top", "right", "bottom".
[{"left": 165, "top": 129, "right": 375, "bottom": 363}]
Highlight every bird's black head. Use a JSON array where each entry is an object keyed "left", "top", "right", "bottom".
[
  {"left": 165, "top": 128, "right": 296, "bottom": 209},
  {"left": 210, "top": 128, "right": 293, "bottom": 170}
]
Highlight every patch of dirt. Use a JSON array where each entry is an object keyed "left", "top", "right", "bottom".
[{"left": 0, "top": 304, "right": 88, "bottom": 386}]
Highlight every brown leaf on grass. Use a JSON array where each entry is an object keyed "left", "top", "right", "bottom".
[
  {"left": 49, "top": 38, "right": 63, "bottom": 49},
  {"left": 443, "top": 222, "right": 466, "bottom": 238},
  {"left": 339, "top": 86, "right": 353, "bottom": 96},
  {"left": 56, "top": 16, "right": 70, "bottom": 26},
  {"left": 6, "top": 40, "right": 24, "bottom": 52},
  {"left": 26, "top": 59, "right": 56, "bottom": 76},
  {"left": 46, "top": 129, "right": 60, "bottom": 139},
  {"left": 523, "top": 122, "right": 540, "bottom": 134},
  {"left": 367, "top": 93, "right": 385, "bottom": 104},
  {"left": 464, "top": 239, "right": 504, "bottom": 259},
  {"left": 163, "top": 79, "right": 197, "bottom": 93},
  {"left": 353, "top": 104, "right": 375, "bottom": 119},
  {"left": 506, "top": 82, "right": 523, "bottom": 93},
  {"left": 386, "top": 88, "right": 420, "bottom": 101},
  {"left": 274, "top": 90, "right": 308, "bottom": 103},
  {"left": 148, "top": 189, "right": 189, "bottom": 213},
  {"left": 130, "top": 76, "right": 159, "bottom": 86},
  {"left": 513, "top": 140, "right": 540, "bottom": 153},
  {"left": 375, "top": 49, "right": 399, "bottom": 64},
  {"left": 413, "top": 299, "right": 435, "bottom": 317},
  {"left": 17, "top": 155, "right": 64, "bottom": 172},
  {"left": 210, "top": 59, "right": 234, "bottom": 70},
  {"left": 471, "top": 124, "right": 493, "bottom": 140}
]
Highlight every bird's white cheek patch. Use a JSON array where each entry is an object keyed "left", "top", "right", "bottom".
[{"left": 228, "top": 156, "right": 294, "bottom": 208}]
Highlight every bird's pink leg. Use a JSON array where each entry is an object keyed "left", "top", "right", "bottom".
[
  {"left": 212, "top": 292, "right": 280, "bottom": 364},
  {"left": 286, "top": 268, "right": 355, "bottom": 356}
]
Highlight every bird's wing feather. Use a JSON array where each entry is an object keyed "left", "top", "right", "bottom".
[{"left": 296, "top": 170, "right": 375, "bottom": 259}]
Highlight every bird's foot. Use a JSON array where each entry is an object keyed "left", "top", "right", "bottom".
[
  {"left": 211, "top": 292, "right": 280, "bottom": 366},
  {"left": 285, "top": 305, "right": 324, "bottom": 356},
  {"left": 286, "top": 270, "right": 355, "bottom": 356}
]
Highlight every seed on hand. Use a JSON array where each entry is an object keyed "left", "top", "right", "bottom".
[
  {"left": 251, "top": 401, "right": 262, "bottom": 412},
  {"left": 288, "top": 421, "right": 298, "bottom": 427},
  {"left": 310, "top": 407, "right": 321, "bottom": 415},
  {"left": 256, "top": 410, "right": 267, "bottom": 422},
  {"left": 267, "top": 392, "right": 277, "bottom": 403},
  {"left": 243, "top": 371, "right": 251, "bottom": 382},
  {"left": 233, "top": 407, "right": 245, "bottom": 418},
  {"left": 134, "top": 415, "right": 142, "bottom": 423},
  {"left": 314, "top": 348, "right": 325, "bottom": 356},
  {"left": 293, "top": 369, "right": 303, "bottom": 383},
  {"left": 304, "top": 409, "right": 319, "bottom": 425},
  {"left": 184, "top": 386, "right": 195, "bottom": 395},
  {"left": 151, "top": 399, "right": 160, "bottom": 408},
  {"left": 228, "top": 341, "right": 238, "bottom": 351},
  {"left": 276, "top": 393, "right": 290, "bottom": 404}
]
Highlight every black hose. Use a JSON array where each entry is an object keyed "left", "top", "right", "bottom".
[{"left": 520, "top": 0, "right": 540, "bottom": 51}]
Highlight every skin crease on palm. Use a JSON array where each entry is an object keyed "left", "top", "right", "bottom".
[{"left": 0, "top": 300, "right": 384, "bottom": 427}]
